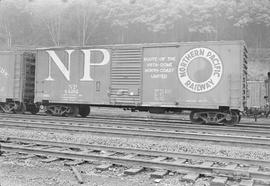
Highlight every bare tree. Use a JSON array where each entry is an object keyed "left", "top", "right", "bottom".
[
  {"left": 0, "top": 2, "right": 13, "bottom": 48},
  {"left": 44, "top": 14, "right": 62, "bottom": 46},
  {"left": 72, "top": 0, "right": 104, "bottom": 45},
  {"left": 0, "top": 21, "right": 12, "bottom": 48},
  {"left": 29, "top": 1, "right": 69, "bottom": 46}
]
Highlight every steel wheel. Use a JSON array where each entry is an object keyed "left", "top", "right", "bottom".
[
  {"left": 13, "top": 103, "right": 26, "bottom": 114},
  {"left": 29, "top": 104, "right": 40, "bottom": 114},
  {"left": 67, "top": 105, "right": 79, "bottom": 117},
  {"left": 223, "top": 111, "right": 239, "bottom": 126},
  {"left": 79, "top": 105, "right": 90, "bottom": 117},
  {"left": 189, "top": 111, "right": 205, "bottom": 124}
]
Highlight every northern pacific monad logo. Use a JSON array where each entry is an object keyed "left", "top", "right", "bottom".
[{"left": 178, "top": 47, "right": 223, "bottom": 93}]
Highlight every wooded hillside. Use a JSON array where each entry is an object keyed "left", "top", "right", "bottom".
[{"left": 0, "top": 0, "right": 269, "bottom": 79}]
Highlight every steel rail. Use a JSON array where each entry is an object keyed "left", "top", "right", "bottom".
[
  {"left": 0, "top": 112, "right": 188, "bottom": 124},
  {"left": 0, "top": 120, "right": 270, "bottom": 148},
  {"left": 0, "top": 112, "right": 269, "bottom": 127},
  {"left": 1, "top": 138, "right": 270, "bottom": 182}
]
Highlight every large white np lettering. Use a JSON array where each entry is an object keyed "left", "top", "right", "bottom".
[{"left": 45, "top": 49, "right": 110, "bottom": 81}]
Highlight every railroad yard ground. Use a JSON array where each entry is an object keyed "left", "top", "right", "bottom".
[
  {"left": 1, "top": 108, "right": 270, "bottom": 186},
  {"left": 0, "top": 156, "right": 165, "bottom": 186}
]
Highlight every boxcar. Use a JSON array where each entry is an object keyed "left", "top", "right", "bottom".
[
  {"left": 0, "top": 51, "right": 36, "bottom": 113},
  {"left": 34, "top": 41, "right": 248, "bottom": 124},
  {"left": 247, "top": 81, "right": 266, "bottom": 108},
  {"left": 265, "top": 72, "right": 270, "bottom": 103},
  {"left": 265, "top": 72, "right": 270, "bottom": 117}
]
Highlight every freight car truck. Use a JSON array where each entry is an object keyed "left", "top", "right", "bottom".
[
  {"left": 34, "top": 41, "right": 248, "bottom": 125},
  {"left": 0, "top": 51, "right": 36, "bottom": 113}
]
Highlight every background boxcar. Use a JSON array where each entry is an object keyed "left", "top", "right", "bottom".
[
  {"left": 265, "top": 72, "right": 270, "bottom": 117},
  {"left": 247, "top": 81, "right": 266, "bottom": 108},
  {"left": 35, "top": 41, "right": 247, "bottom": 124},
  {"left": 0, "top": 51, "right": 35, "bottom": 113},
  {"left": 265, "top": 72, "right": 270, "bottom": 104}
]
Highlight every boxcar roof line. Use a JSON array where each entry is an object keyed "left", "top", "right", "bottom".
[{"left": 36, "top": 40, "right": 246, "bottom": 51}]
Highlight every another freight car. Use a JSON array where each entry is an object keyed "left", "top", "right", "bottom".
[
  {"left": 247, "top": 81, "right": 266, "bottom": 108},
  {"left": 244, "top": 80, "right": 270, "bottom": 119},
  {"left": 265, "top": 72, "right": 270, "bottom": 104},
  {"left": 0, "top": 51, "right": 37, "bottom": 113},
  {"left": 265, "top": 72, "right": 270, "bottom": 117},
  {"left": 34, "top": 41, "right": 248, "bottom": 125}
]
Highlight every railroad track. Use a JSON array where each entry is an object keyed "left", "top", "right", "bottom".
[
  {"left": 1, "top": 112, "right": 270, "bottom": 131},
  {"left": 2, "top": 113, "right": 270, "bottom": 138},
  {"left": 1, "top": 117, "right": 270, "bottom": 148},
  {"left": 2, "top": 115, "right": 270, "bottom": 137},
  {"left": 0, "top": 137, "right": 269, "bottom": 186},
  {"left": 0, "top": 112, "right": 269, "bottom": 128}
]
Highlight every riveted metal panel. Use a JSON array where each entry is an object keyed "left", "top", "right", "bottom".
[{"left": 110, "top": 48, "right": 142, "bottom": 105}]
